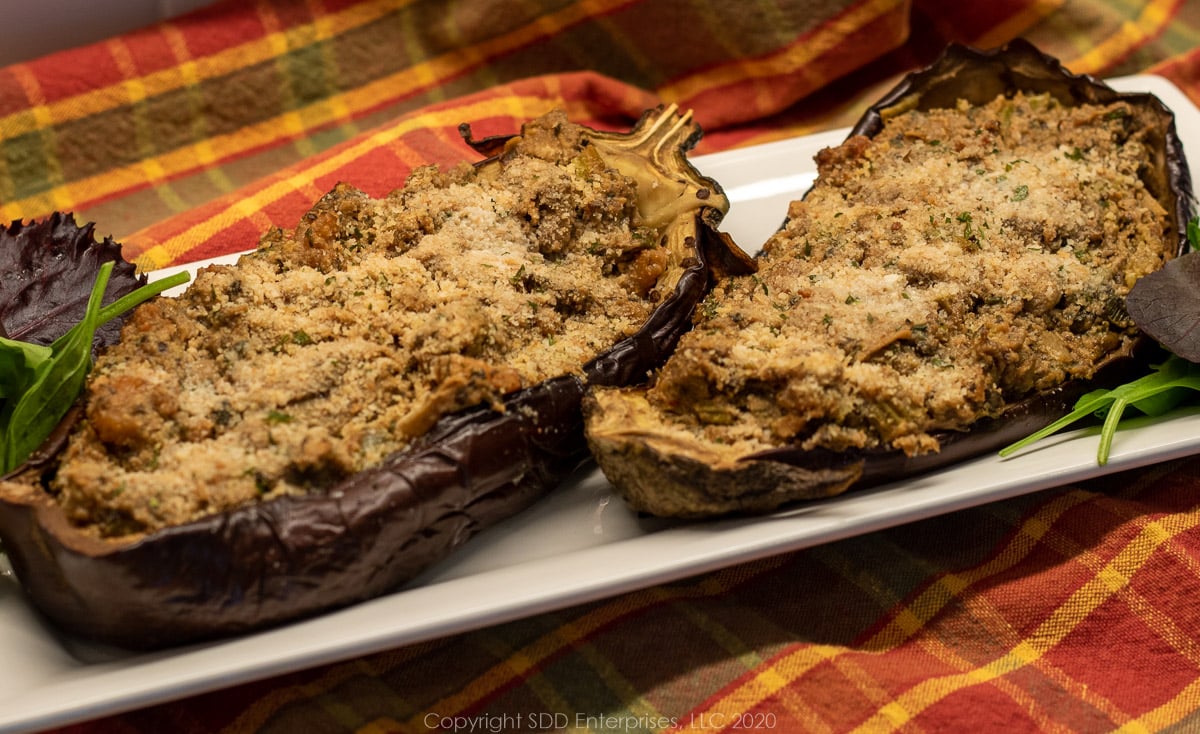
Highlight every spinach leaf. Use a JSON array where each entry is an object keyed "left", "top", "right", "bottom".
[
  {"left": 0, "top": 339, "right": 51, "bottom": 399},
  {"left": 0, "top": 263, "right": 190, "bottom": 473},
  {"left": 1125, "top": 215, "right": 1200, "bottom": 360},
  {"left": 1000, "top": 355, "right": 1200, "bottom": 465},
  {"left": 1, "top": 262, "right": 111, "bottom": 471},
  {"left": 1125, "top": 253, "right": 1200, "bottom": 362}
]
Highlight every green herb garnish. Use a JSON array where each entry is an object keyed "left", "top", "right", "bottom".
[
  {"left": 1001, "top": 217, "right": 1200, "bottom": 464},
  {"left": 999, "top": 355, "right": 1200, "bottom": 465},
  {"left": 0, "top": 262, "right": 189, "bottom": 473}
]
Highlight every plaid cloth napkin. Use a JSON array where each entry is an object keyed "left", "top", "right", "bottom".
[{"left": 5, "top": 0, "right": 1200, "bottom": 732}]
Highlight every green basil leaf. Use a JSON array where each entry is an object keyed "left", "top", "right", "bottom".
[
  {"left": 1, "top": 262, "right": 112, "bottom": 472},
  {"left": 95, "top": 271, "right": 187, "bottom": 325},
  {"left": 1001, "top": 355, "right": 1200, "bottom": 465},
  {"left": 0, "top": 337, "right": 52, "bottom": 399},
  {"left": 0, "top": 263, "right": 190, "bottom": 473}
]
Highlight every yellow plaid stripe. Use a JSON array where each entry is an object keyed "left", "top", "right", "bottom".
[
  {"left": 0, "top": 0, "right": 401, "bottom": 138},
  {"left": 408, "top": 557, "right": 792, "bottom": 732},
  {"left": 1066, "top": 0, "right": 1185, "bottom": 72},
  {"left": 973, "top": 0, "right": 1066, "bottom": 48},
  {"left": 0, "top": 0, "right": 651, "bottom": 222},
  {"left": 125, "top": 93, "right": 565, "bottom": 269},
  {"left": 4, "top": 65, "right": 66, "bottom": 209},
  {"left": 673, "top": 492, "right": 1200, "bottom": 733},
  {"left": 658, "top": 0, "right": 905, "bottom": 106}
]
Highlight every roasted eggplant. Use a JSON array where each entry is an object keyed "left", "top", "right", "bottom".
[
  {"left": 0, "top": 106, "right": 751, "bottom": 648},
  {"left": 584, "top": 40, "right": 1194, "bottom": 518}
]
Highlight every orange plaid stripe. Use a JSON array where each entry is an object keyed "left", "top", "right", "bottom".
[
  {"left": 11, "top": 3, "right": 1200, "bottom": 734},
  {"left": 112, "top": 0, "right": 915, "bottom": 270},
  {"left": 405, "top": 557, "right": 796, "bottom": 733},
  {"left": 1, "top": 0, "right": 901, "bottom": 249},
  {"left": 666, "top": 479, "right": 1200, "bottom": 733},
  {"left": 1057, "top": 0, "right": 1186, "bottom": 72},
  {"left": 121, "top": 73, "right": 657, "bottom": 270},
  {"left": 656, "top": 0, "right": 909, "bottom": 128}
]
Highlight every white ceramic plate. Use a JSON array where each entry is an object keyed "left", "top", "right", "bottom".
[{"left": 2, "top": 75, "right": 1198, "bottom": 734}]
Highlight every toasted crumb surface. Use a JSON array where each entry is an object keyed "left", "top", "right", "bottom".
[
  {"left": 642, "top": 92, "right": 1173, "bottom": 459},
  {"left": 52, "top": 110, "right": 670, "bottom": 538}
]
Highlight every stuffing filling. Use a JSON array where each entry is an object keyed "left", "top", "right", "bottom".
[
  {"left": 51, "top": 110, "right": 677, "bottom": 537},
  {"left": 644, "top": 92, "right": 1173, "bottom": 459}
]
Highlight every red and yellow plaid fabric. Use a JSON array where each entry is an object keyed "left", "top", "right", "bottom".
[
  {"left": 2, "top": 0, "right": 911, "bottom": 265},
  {"left": 8, "top": 0, "right": 1196, "bottom": 271},
  {"left": 6, "top": 1, "right": 1200, "bottom": 732}
]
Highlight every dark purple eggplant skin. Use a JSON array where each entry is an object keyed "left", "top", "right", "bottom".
[
  {"left": 742, "top": 39, "right": 1194, "bottom": 490},
  {"left": 2, "top": 372, "right": 583, "bottom": 648},
  {"left": 0, "top": 186, "right": 741, "bottom": 650}
]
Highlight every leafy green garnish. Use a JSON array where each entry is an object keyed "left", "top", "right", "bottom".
[
  {"left": 999, "top": 355, "right": 1200, "bottom": 465},
  {"left": 1001, "top": 216, "right": 1200, "bottom": 464},
  {"left": 0, "top": 262, "right": 189, "bottom": 473}
]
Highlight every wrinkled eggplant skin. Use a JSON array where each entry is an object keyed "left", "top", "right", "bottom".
[
  {"left": 0, "top": 203, "right": 732, "bottom": 650},
  {"left": 748, "top": 39, "right": 1193, "bottom": 491},
  {"left": 1, "top": 375, "right": 581, "bottom": 647},
  {"left": 744, "top": 353, "right": 1157, "bottom": 490}
]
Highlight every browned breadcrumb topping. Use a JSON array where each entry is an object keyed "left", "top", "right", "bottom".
[
  {"left": 52, "top": 110, "right": 671, "bottom": 538},
  {"left": 648, "top": 92, "right": 1173, "bottom": 458}
]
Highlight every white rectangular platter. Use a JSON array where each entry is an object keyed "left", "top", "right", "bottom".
[{"left": 1, "top": 74, "right": 1197, "bottom": 733}]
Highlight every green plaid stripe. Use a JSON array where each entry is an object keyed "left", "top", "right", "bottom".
[{"left": 2, "top": 0, "right": 872, "bottom": 238}]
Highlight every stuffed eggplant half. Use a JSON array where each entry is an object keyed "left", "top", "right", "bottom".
[
  {"left": 584, "top": 40, "right": 1195, "bottom": 519},
  {"left": 0, "top": 106, "right": 750, "bottom": 648}
]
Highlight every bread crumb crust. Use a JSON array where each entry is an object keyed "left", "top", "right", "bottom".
[
  {"left": 53, "top": 111, "right": 671, "bottom": 537},
  {"left": 646, "top": 92, "right": 1173, "bottom": 459}
]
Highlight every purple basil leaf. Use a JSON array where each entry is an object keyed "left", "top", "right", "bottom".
[
  {"left": 0, "top": 213, "right": 146, "bottom": 348},
  {"left": 1126, "top": 252, "right": 1200, "bottom": 363}
]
